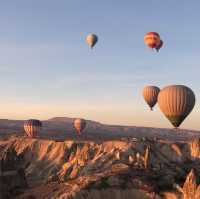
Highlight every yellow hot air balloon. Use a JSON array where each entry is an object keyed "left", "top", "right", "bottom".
[
  {"left": 143, "top": 86, "right": 160, "bottom": 110},
  {"left": 74, "top": 118, "right": 86, "bottom": 135},
  {"left": 158, "top": 85, "right": 195, "bottom": 128},
  {"left": 86, "top": 34, "right": 98, "bottom": 49}
]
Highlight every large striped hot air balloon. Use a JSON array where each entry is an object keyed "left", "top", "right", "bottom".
[
  {"left": 74, "top": 118, "right": 86, "bottom": 135},
  {"left": 144, "top": 32, "right": 161, "bottom": 50},
  {"left": 143, "top": 86, "right": 160, "bottom": 110},
  {"left": 155, "top": 40, "right": 163, "bottom": 52},
  {"left": 86, "top": 34, "right": 98, "bottom": 49},
  {"left": 158, "top": 85, "right": 195, "bottom": 128},
  {"left": 24, "top": 119, "right": 42, "bottom": 138}
]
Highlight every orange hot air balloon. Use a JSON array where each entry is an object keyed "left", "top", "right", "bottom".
[
  {"left": 156, "top": 40, "right": 163, "bottom": 52},
  {"left": 144, "top": 32, "right": 161, "bottom": 50},
  {"left": 74, "top": 118, "right": 86, "bottom": 135},
  {"left": 86, "top": 34, "right": 98, "bottom": 49},
  {"left": 143, "top": 86, "right": 160, "bottom": 110},
  {"left": 24, "top": 119, "right": 42, "bottom": 138},
  {"left": 158, "top": 85, "right": 195, "bottom": 128}
]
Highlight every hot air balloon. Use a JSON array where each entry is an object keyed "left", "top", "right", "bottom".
[
  {"left": 155, "top": 40, "right": 163, "bottom": 52},
  {"left": 158, "top": 85, "right": 195, "bottom": 128},
  {"left": 74, "top": 118, "right": 86, "bottom": 135},
  {"left": 144, "top": 32, "right": 160, "bottom": 50},
  {"left": 86, "top": 34, "right": 98, "bottom": 49},
  {"left": 24, "top": 119, "right": 42, "bottom": 138},
  {"left": 143, "top": 86, "right": 160, "bottom": 110}
]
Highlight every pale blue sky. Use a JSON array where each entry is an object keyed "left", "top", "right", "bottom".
[{"left": 0, "top": 0, "right": 199, "bottom": 129}]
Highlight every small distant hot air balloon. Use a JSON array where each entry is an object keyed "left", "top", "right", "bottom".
[
  {"left": 74, "top": 118, "right": 86, "bottom": 135},
  {"left": 144, "top": 32, "right": 161, "bottom": 50},
  {"left": 143, "top": 86, "right": 160, "bottom": 110},
  {"left": 158, "top": 85, "right": 195, "bottom": 128},
  {"left": 24, "top": 119, "right": 42, "bottom": 138},
  {"left": 155, "top": 40, "right": 163, "bottom": 52},
  {"left": 86, "top": 34, "right": 98, "bottom": 49}
]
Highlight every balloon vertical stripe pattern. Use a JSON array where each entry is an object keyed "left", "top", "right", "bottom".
[
  {"left": 24, "top": 119, "right": 42, "bottom": 138},
  {"left": 158, "top": 85, "right": 195, "bottom": 128},
  {"left": 143, "top": 86, "right": 160, "bottom": 110}
]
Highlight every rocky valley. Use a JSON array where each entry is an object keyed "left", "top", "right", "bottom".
[{"left": 1, "top": 135, "right": 200, "bottom": 199}]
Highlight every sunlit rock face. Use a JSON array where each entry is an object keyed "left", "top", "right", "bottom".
[
  {"left": 1, "top": 137, "right": 200, "bottom": 198},
  {"left": 190, "top": 138, "right": 200, "bottom": 159}
]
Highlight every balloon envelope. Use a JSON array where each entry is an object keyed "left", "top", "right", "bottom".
[
  {"left": 144, "top": 32, "right": 160, "bottom": 49},
  {"left": 143, "top": 86, "right": 160, "bottom": 110},
  {"left": 158, "top": 85, "right": 195, "bottom": 128},
  {"left": 74, "top": 118, "right": 86, "bottom": 135},
  {"left": 24, "top": 119, "right": 42, "bottom": 138},
  {"left": 86, "top": 34, "right": 98, "bottom": 48}
]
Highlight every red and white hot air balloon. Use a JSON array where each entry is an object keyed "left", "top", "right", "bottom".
[{"left": 144, "top": 32, "right": 161, "bottom": 51}]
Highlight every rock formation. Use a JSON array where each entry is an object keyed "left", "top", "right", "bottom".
[
  {"left": 0, "top": 146, "right": 28, "bottom": 198},
  {"left": 0, "top": 137, "right": 200, "bottom": 198}
]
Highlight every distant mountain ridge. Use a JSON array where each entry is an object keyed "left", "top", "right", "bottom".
[
  {"left": 48, "top": 117, "right": 101, "bottom": 125},
  {"left": 47, "top": 117, "right": 74, "bottom": 122},
  {"left": 0, "top": 117, "right": 199, "bottom": 141}
]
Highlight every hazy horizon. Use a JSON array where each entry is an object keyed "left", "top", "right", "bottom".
[{"left": 0, "top": 1, "right": 199, "bottom": 130}]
